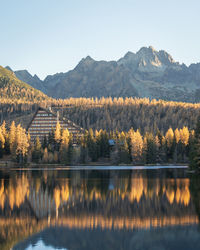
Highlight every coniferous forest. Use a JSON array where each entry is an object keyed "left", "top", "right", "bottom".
[
  {"left": 1, "top": 97, "right": 200, "bottom": 132},
  {"left": 0, "top": 94, "right": 200, "bottom": 168},
  {"left": 0, "top": 118, "right": 199, "bottom": 169}
]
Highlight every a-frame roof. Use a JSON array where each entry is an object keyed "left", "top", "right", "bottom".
[{"left": 27, "top": 106, "right": 84, "bottom": 132}]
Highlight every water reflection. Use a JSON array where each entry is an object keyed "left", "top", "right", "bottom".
[
  {"left": 0, "top": 168, "right": 199, "bottom": 250},
  {"left": 24, "top": 240, "right": 66, "bottom": 250}
]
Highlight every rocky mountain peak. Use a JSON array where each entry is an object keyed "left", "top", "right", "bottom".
[
  {"left": 157, "top": 50, "right": 176, "bottom": 65},
  {"left": 33, "top": 74, "right": 41, "bottom": 81},
  {"left": 75, "top": 55, "right": 95, "bottom": 71},
  {"left": 15, "top": 69, "right": 32, "bottom": 77},
  {"left": 137, "top": 46, "right": 156, "bottom": 55},
  {"left": 137, "top": 46, "right": 160, "bottom": 62},
  {"left": 85, "top": 55, "right": 94, "bottom": 61},
  {"left": 5, "top": 66, "right": 13, "bottom": 72},
  {"left": 124, "top": 51, "right": 135, "bottom": 58},
  {"left": 13, "top": 69, "right": 44, "bottom": 91},
  {"left": 80, "top": 56, "right": 95, "bottom": 64},
  {"left": 149, "top": 45, "right": 156, "bottom": 51},
  {"left": 118, "top": 46, "right": 177, "bottom": 73}
]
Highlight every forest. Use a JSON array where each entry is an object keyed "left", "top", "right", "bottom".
[
  {"left": 0, "top": 118, "right": 200, "bottom": 169},
  {"left": 1, "top": 97, "right": 200, "bottom": 133},
  {"left": 1, "top": 83, "right": 200, "bottom": 168}
]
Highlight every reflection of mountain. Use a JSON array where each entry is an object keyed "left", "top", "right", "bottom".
[
  {"left": 14, "top": 226, "right": 200, "bottom": 250},
  {"left": 0, "top": 169, "right": 199, "bottom": 249}
]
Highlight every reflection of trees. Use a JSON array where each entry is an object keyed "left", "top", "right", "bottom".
[
  {"left": 165, "top": 179, "right": 190, "bottom": 206},
  {"left": 190, "top": 174, "right": 200, "bottom": 220},
  {"left": 0, "top": 180, "right": 5, "bottom": 209},
  {"left": 0, "top": 217, "right": 42, "bottom": 250},
  {"left": 0, "top": 169, "right": 199, "bottom": 250},
  {"left": 0, "top": 174, "right": 29, "bottom": 210},
  {"left": 0, "top": 171, "right": 194, "bottom": 213},
  {"left": 129, "top": 176, "right": 147, "bottom": 202}
]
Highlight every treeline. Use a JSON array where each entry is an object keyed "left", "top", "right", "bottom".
[
  {"left": 189, "top": 116, "right": 200, "bottom": 170},
  {"left": 1, "top": 97, "right": 200, "bottom": 133},
  {"left": 77, "top": 126, "right": 192, "bottom": 165},
  {"left": 58, "top": 97, "right": 200, "bottom": 133},
  {"left": 0, "top": 121, "right": 29, "bottom": 162},
  {"left": 0, "top": 120, "right": 195, "bottom": 165}
]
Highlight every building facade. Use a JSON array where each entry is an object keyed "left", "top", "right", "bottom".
[{"left": 27, "top": 107, "right": 84, "bottom": 143}]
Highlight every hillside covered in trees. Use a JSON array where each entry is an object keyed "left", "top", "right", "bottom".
[
  {"left": 0, "top": 66, "right": 52, "bottom": 124},
  {"left": 56, "top": 98, "right": 200, "bottom": 134},
  {"left": 0, "top": 107, "right": 199, "bottom": 169},
  {"left": 0, "top": 66, "right": 49, "bottom": 103},
  {"left": 1, "top": 97, "right": 200, "bottom": 134}
]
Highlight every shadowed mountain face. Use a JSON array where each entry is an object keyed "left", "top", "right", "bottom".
[
  {"left": 14, "top": 70, "right": 45, "bottom": 92},
  {"left": 7, "top": 46, "right": 200, "bottom": 102},
  {"left": 44, "top": 57, "right": 139, "bottom": 98}
]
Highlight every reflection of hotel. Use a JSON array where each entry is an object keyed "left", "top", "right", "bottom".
[
  {"left": 27, "top": 107, "right": 84, "bottom": 143},
  {"left": 0, "top": 174, "right": 197, "bottom": 230},
  {"left": 0, "top": 172, "right": 199, "bottom": 250}
]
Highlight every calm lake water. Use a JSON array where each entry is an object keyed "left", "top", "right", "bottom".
[{"left": 0, "top": 167, "right": 199, "bottom": 250}]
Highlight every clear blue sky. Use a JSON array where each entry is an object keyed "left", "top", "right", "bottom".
[{"left": 1, "top": 0, "right": 200, "bottom": 79}]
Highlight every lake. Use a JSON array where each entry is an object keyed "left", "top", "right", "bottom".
[{"left": 0, "top": 167, "right": 199, "bottom": 250}]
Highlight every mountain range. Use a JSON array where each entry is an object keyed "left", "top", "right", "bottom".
[{"left": 5, "top": 46, "right": 200, "bottom": 102}]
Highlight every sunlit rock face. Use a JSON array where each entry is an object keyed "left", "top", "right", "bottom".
[{"left": 118, "top": 46, "right": 177, "bottom": 73}]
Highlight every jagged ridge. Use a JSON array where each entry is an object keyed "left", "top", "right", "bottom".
[{"left": 6, "top": 46, "right": 200, "bottom": 102}]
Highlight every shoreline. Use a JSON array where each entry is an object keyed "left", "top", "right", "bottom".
[{"left": 0, "top": 161, "right": 189, "bottom": 170}]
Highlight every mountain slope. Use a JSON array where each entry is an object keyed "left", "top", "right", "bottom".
[
  {"left": 0, "top": 66, "right": 48, "bottom": 102},
  {"left": 44, "top": 56, "right": 139, "bottom": 98},
  {"left": 116, "top": 47, "right": 200, "bottom": 102},
  {"left": 14, "top": 69, "right": 44, "bottom": 91},
  {"left": 8, "top": 46, "right": 200, "bottom": 102}
]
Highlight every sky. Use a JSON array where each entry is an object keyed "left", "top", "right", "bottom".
[{"left": 1, "top": 0, "right": 200, "bottom": 79}]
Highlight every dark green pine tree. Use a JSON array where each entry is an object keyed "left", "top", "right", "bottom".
[
  {"left": 87, "top": 128, "right": 98, "bottom": 162},
  {"left": 145, "top": 133, "right": 156, "bottom": 164},
  {"left": 32, "top": 137, "right": 42, "bottom": 163},
  {"left": 0, "top": 141, "right": 3, "bottom": 158},
  {"left": 4, "top": 137, "right": 10, "bottom": 155},
  {"left": 62, "top": 138, "right": 74, "bottom": 165},
  {"left": 79, "top": 131, "right": 89, "bottom": 164},
  {"left": 48, "top": 129, "right": 56, "bottom": 151},
  {"left": 98, "top": 130, "right": 110, "bottom": 158},
  {"left": 42, "top": 136, "right": 48, "bottom": 149},
  {"left": 189, "top": 116, "right": 200, "bottom": 170},
  {"left": 118, "top": 139, "right": 131, "bottom": 164}
]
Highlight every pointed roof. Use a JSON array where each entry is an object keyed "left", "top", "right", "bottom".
[{"left": 27, "top": 106, "right": 84, "bottom": 132}]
